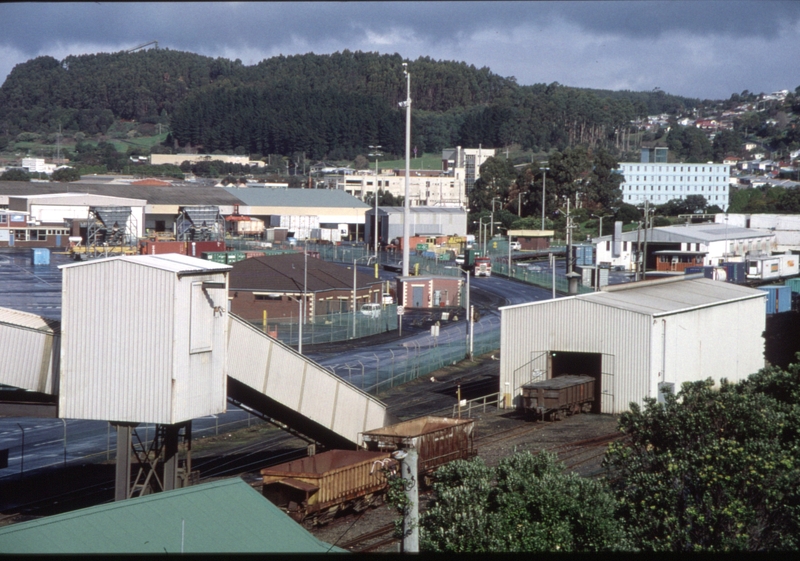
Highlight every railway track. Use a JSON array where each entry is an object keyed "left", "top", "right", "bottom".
[{"left": 337, "top": 523, "right": 396, "bottom": 552}]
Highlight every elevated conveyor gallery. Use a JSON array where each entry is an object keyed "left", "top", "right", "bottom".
[
  {"left": 0, "top": 305, "right": 394, "bottom": 450},
  {"left": 226, "top": 314, "right": 396, "bottom": 449}
]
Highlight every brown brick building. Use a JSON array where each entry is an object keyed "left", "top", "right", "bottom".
[{"left": 228, "top": 252, "right": 383, "bottom": 321}]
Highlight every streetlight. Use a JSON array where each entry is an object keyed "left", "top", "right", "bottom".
[
  {"left": 401, "top": 63, "right": 412, "bottom": 277},
  {"left": 369, "top": 145, "right": 382, "bottom": 261},
  {"left": 491, "top": 197, "right": 501, "bottom": 239},
  {"left": 591, "top": 213, "right": 608, "bottom": 239},
  {"left": 540, "top": 164, "right": 550, "bottom": 230},
  {"left": 352, "top": 256, "right": 375, "bottom": 338},
  {"left": 478, "top": 216, "right": 490, "bottom": 255}
]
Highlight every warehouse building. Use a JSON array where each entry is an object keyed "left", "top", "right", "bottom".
[
  {"left": 365, "top": 206, "right": 467, "bottom": 248},
  {"left": 228, "top": 252, "right": 383, "bottom": 320},
  {"left": 223, "top": 187, "right": 368, "bottom": 241},
  {"left": 499, "top": 276, "right": 766, "bottom": 414}
]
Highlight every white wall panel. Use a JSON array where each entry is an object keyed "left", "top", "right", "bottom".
[
  {"left": 59, "top": 257, "right": 228, "bottom": 424},
  {"left": 0, "top": 310, "right": 59, "bottom": 394},
  {"left": 227, "top": 316, "right": 390, "bottom": 445}
]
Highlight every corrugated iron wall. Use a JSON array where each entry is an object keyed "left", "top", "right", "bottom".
[
  {"left": 59, "top": 260, "right": 228, "bottom": 424},
  {"left": 500, "top": 298, "right": 651, "bottom": 414},
  {"left": 0, "top": 310, "right": 59, "bottom": 394}
]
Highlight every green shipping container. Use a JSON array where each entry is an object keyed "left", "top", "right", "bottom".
[
  {"left": 784, "top": 277, "right": 800, "bottom": 293},
  {"left": 226, "top": 252, "right": 246, "bottom": 264}
]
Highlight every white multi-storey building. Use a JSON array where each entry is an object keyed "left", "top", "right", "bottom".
[
  {"left": 441, "top": 146, "right": 496, "bottom": 192},
  {"left": 618, "top": 149, "right": 730, "bottom": 210},
  {"left": 335, "top": 170, "right": 466, "bottom": 208}
]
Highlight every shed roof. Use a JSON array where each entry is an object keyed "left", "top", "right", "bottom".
[
  {"left": 229, "top": 252, "right": 379, "bottom": 292},
  {"left": 0, "top": 306, "right": 60, "bottom": 334},
  {"left": 59, "top": 253, "right": 231, "bottom": 275},
  {"left": 582, "top": 276, "right": 765, "bottom": 316},
  {"left": 594, "top": 223, "right": 772, "bottom": 244},
  {"left": 502, "top": 277, "right": 765, "bottom": 317},
  {"left": 378, "top": 206, "right": 465, "bottom": 215},
  {"left": 0, "top": 181, "right": 242, "bottom": 206},
  {"left": 0, "top": 478, "right": 344, "bottom": 554},
  {"left": 224, "top": 187, "right": 369, "bottom": 209}
]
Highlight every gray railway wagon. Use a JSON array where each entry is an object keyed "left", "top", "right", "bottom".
[{"left": 521, "top": 375, "right": 595, "bottom": 421}]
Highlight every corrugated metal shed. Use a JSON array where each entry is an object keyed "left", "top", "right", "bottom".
[
  {"left": 0, "top": 478, "right": 345, "bottom": 554},
  {"left": 0, "top": 307, "right": 60, "bottom": 394},
  {"left": 58, "top": 254, "right": 231, "bottom": 424},
  {"left": 500, "top": 277, "right": 766, "bottom": 414}
]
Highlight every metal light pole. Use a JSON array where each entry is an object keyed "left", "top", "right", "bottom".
[
  {"left": 352, "top": 256, "right": 373, "bottom": 338},
  {"left": 401, "top": 63, "right": 412, "bottom": 277},
  {"left": 298, "top": 244, "right": 307, "bottom": 354},
  {"left": 491, "top": 197, "right": 500, "bottom": 239},
  {"left": 540, "top": 165, "right": 550, "bottom": 230},
  {"left": 369, "top": 146, "right": 382, "bottom": 261},
  {"left": 591, "top": 213, "right": 607, "bottom": 239},
  {"left": 457, "top": 266, "right": 472, "bottom": 360},
  {"left": 479, "top": 217, "right": 489, "bottom": 255}
]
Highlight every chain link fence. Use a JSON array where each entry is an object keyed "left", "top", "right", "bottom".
[{"left": 325, "top": 315, "right": 501, "bottom": 396}]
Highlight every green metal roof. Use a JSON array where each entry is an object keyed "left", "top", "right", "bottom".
[
  {"left": 224, "top": 187, "right": 369, "bottom": 209},
  {"left": 0, "top": 478, "right": 346, "bottom": 554}
]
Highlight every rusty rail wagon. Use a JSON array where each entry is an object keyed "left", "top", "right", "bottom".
[
  {"left": 260, "top": 450, "right": 396, "bottom": 526},
  {"left": 521, "top": 375, "right": 595, "bottom": 421},
  {"left": 360, "top": 416, "right": 476, "bottom": 482}
]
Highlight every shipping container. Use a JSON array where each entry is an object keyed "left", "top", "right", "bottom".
[
  {"left": 31, "top": 248, "right": 50, "bottom": 265},
  {"left": 572, "top": 244, "right": 595, "bottom": 267},
  {"left": 746, "top": 254, "right": 799, "bottom": 281},
  {"left": 758, "top": 285, "right": 792, "bottom": 315},
  {"left": 784, "top": 277, "right": 800, "bottom": 293},
  {"left": 361, "top": 416, "right": 475, "bottom": 477},
  {"left": 261, "top": 450, "right": 394, "bottom": 526}
]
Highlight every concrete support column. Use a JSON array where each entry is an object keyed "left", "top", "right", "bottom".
[{"left": 114, "top": 424, "right": 132, "bottom": 501}]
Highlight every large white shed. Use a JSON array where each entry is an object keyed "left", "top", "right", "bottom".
[
  {"left": 499, "top": 276, "right": 766, "bottom": 414},
  {"left": 58, "top": 254, "right": 231, "bottom": 424}
]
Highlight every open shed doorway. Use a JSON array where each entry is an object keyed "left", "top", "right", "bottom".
[{"left": 550, "top": 351, "right": 602, "bottom": 413}]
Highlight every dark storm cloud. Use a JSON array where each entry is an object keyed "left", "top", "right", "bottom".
[{"left": 0, "top": 2, "right": 798, "bottom": 99}]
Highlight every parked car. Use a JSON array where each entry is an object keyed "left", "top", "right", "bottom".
[{"left": 510, "top": 242, "right": 521, "bottom": 251}]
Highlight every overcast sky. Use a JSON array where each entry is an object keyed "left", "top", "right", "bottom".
[{"left": 1, "top": 1, "right": 798, "bottom": 100}]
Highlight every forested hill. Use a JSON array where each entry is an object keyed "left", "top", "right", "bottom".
[{"left": 0, "top": 48, "right": 697, "bottom": 158}]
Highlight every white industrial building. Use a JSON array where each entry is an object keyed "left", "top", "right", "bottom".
[
  {"left": 337, "top": 170, "right": 467, "bottom": 208},
  {"left": 618, "top": 148, "right": 730, "bottom": 210},
  {"left": 366, "top": 206, "right": 468, "bottom": 246},
  {"left": 441, "top": 146, "right": 496, "bottom": 192},
  {"left": 499, "top": 277, "right": 766, "bottom": 414},
  {"left": 716, "top": 213, "right": 800, "bottom": 251},
  {"left": 594, "top": 222, "right": 776, "bottom": 271}
]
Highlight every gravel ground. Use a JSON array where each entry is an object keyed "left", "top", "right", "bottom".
[{"left": 309, "top": 405, "right": 622, "bottom": 552}]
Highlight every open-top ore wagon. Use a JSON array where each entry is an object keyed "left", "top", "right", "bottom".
[{"left": 521, "top": 375, "right": 595, "bottom": 421}]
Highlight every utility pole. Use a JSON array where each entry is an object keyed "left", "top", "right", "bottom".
[
  {"left": 401, "top": 63, "right": 412, "bottom": 278},
  {"left": 642, "top": 200, "right": 650, "bottom": 280}
]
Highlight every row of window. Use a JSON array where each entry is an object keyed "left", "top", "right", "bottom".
[
  {"left": 624, "top": 165, "right": 727, "bottom": 173},
  {"left": 630, "top": 176, "right": 726, "bottom": 183},
  {"left": 8, "top": 229, "right": 69, "bottom": 241},
  {"left": 624, "top": 194, "right": 726, "bottom": 202},
  {"left": 624, "top": 185, "right": 726, "bottom": 192}
]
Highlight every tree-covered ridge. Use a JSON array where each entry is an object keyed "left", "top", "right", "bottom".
[
  {"left": 169, "top": 84, "right": 404, "bottom": 159},
  {"left": 0, "top": 49, "right": 700, "bottom": 157}
]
